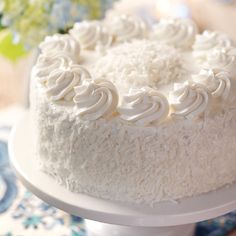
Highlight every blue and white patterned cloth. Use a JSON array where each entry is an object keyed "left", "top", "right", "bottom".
[{"left": 0, "top": 108, "right": 236, "bottom": 236}]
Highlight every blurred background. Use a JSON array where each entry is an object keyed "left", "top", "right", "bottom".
[{"left": 0, "top": 0, "right": 236, "bottom": 235}]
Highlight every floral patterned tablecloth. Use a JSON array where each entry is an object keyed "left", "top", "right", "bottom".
[{"left": 0, "top": 107, "right": 236, "bottom": 236}]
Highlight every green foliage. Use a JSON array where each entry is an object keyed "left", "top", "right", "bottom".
[
  {"left": 0, "top": 0, "right": 117, "bottom": 60},
  {"left": 0, "top": 30, "right": 27, "bottom": 61},
  {"left": 1, "top": 0, "right": 53, "bottom": 46}
]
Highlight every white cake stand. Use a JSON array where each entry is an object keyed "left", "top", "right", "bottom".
[{"left": 9, "top": 112, "right": 236, "bottom": 236}]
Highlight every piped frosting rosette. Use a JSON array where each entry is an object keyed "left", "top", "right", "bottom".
[
  {"left": 192, "top": 69, "right": 231, "bottom": 100},
  {"left": 193, "top": 31, "right": 236, "bottom": 70},
  {"left": 74, "top": 79, "right": 118, "bottom": 120},
  {"left": 45, "top": 65, "right": 91, "bottom": 102},
  {"left": 108, "top": 14, "right": 147, "bottom": 42},
  {"left": 118, "top": 87, "right": 169, "bottom": 126},
  {"left": 169, "top": 82, "right": 209, "bottom": 120},
  {"left": 39, "top": 34, "right": 80, "bottom": 62},
  {"left": 69, "top": 21, "right": 113, "bottom": 50},
  {"left": 193, "top": 31, "right": 231, "bottom": 52},
  {"left": 151, "top": 18, "right": 198, "bottom": 49},
  {"left": 32, "top": 53, "right": 73, "bottom": 84},
  {"left": 205, "top": 47, "right": 236, "bottom": 70}
]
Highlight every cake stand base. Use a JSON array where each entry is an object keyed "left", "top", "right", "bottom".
[
  {"left": 85, "top": 220, "right": 195, "bottom": 236},
  {"left": 9, "top": 112, "right": 236, "bottom": 236}
]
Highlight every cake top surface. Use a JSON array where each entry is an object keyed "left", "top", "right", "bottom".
[
  {"left": 93, "top": 40, "right": 186, "bottom": 91},
  {"left": 32, "top": 15, "right": 236, "bottom": 126}
]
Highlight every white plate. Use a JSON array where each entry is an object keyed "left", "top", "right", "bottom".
[{"left": 8, "top": 112, "right": 236, "bottom": 227}]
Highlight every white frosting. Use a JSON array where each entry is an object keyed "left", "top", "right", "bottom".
[
  {"left": 31, "top": 16, "right": 236, "bottom": 206},
  {"left": 193, "top": 31, "right": 232, "bottom": 51},
  {"left": 46, "top": 65, "right": 91, "bottom": 102},
  {"left": 169, "top": 82, "right": 209, "bottom": 120},
  {"left": 118, "top": 88, "right": 169, "bottom": 126},
  {"left": 108, "top": 15, "right": 147, "bottom": 42},
  {"left": 94, "top": 40, "right": 184, "bottom": 90},
  {"left": 32, "top": 54, "right": 73, "bottom": 84},
  {"left": 151, "top": 18, "right": 197, "bottom": 49},
  {"left": 73, "top": 79, "right": 118, "bottom": 120},
  {"left": 193, "top": 31, "right": 232, "bottom": 62},
  {"left": 39, "top": 34, "right": 80, "bottom": 62},
  {"left": 69, "top": 21, "right": 113, "bottom": 50},
  {"left": 192, "top": 69, "right": 231, "bottom": 100},
  {"left": 205, "top": 47, "right": 236, "bottom": 70},
  {"left": 31, "top": 79, "right": 236, "bottom": 205}
]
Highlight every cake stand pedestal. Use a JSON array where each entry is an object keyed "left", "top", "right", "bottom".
[{"left": 8, "top": 112, "right": 236, "bottom": 236}]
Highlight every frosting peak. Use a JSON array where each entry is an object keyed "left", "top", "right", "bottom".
[
  {"left": 206, "top": 47, "right": 236, "bottom": 70},
  {"left": 69, "top": 21, "right": 113, "bottom": 51},
  {"left": 118, "top": 88, "right": 169, "bottom": 126},
  {"left": 192, "top": 69, "right": 231, "bottom": 100},
  {"left": 39, "top": 34, "right": 80, "bottom": 62},
  {"left": 32, "top": 54, "right": 73, "bottom": 84},
  {"left": 193, "top": 31, "right": 232, "bottom": 51},
  {"left": 193, "top": 31, "right": 235, "bottom": 67},
  {"left": 169, "top": 82, "right": 209, "bottom": 120},
  {"left": 46, "top": 65, "right": 91, "bottom": 102},
  {"left": 108, "top": 15, "right": 147, "bottom": 42},
  {"left": 151, "top": 18, "right": 198, "bottom": 49},
  {"left": 74, "top": 79, "right": 118, "bottom": 120}
]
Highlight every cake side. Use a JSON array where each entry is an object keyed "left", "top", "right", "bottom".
[{"left": 31, "top": 80, "right": 236, "bottom": 205}]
